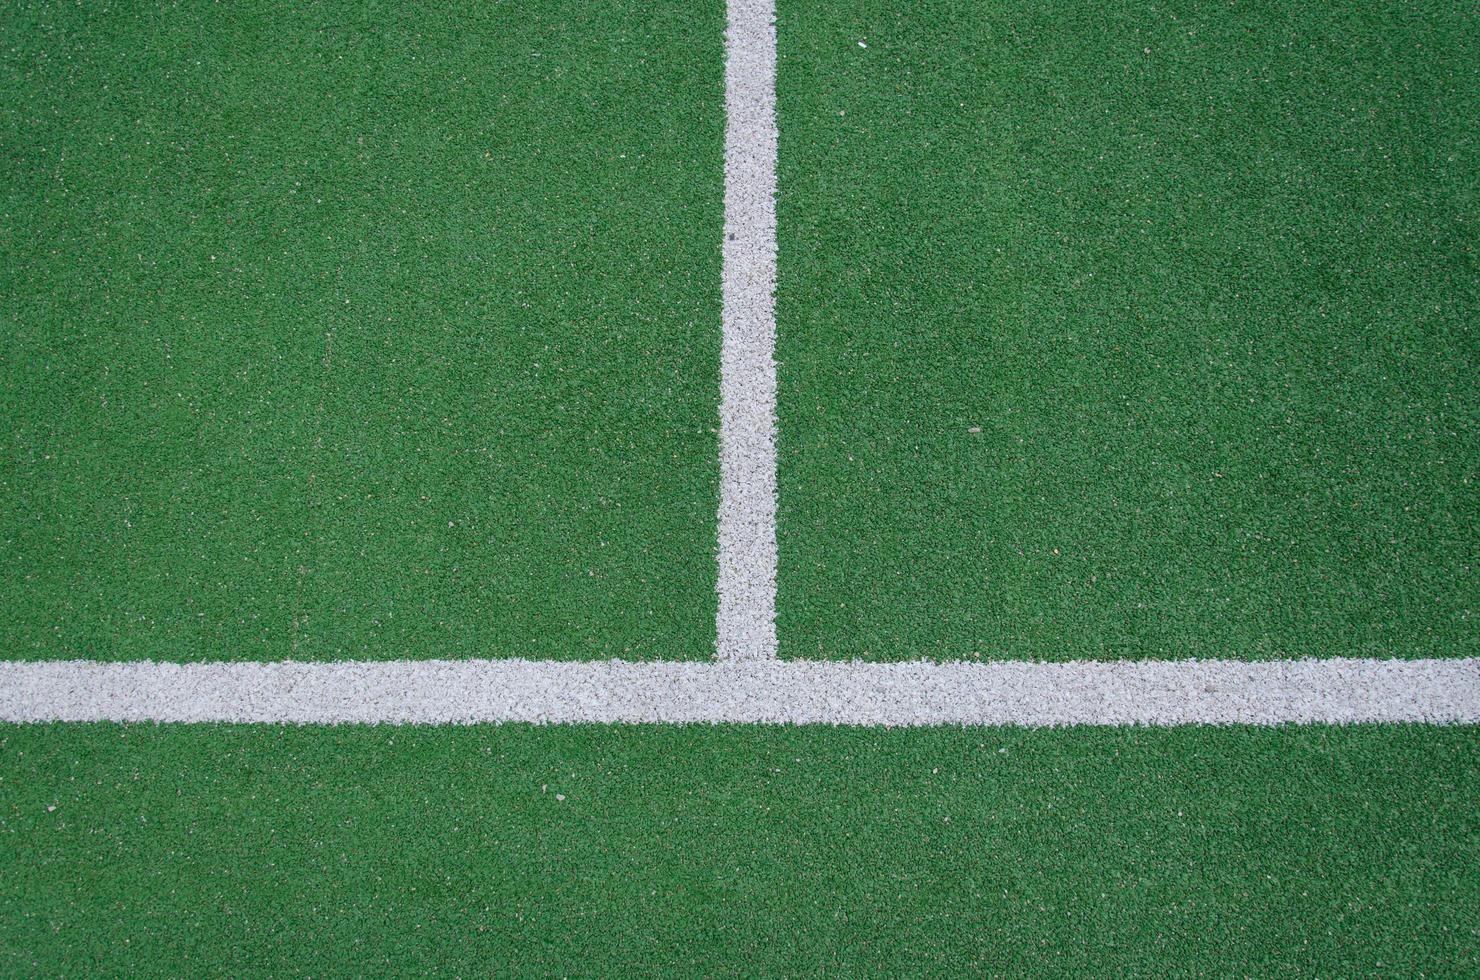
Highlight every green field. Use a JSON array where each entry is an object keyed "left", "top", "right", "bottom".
[
  {"left": 2, "top": 0, "right": 723, "bottom": 662},
  {"left": 2, "top": 0, "right": 1476, "bottom": 973},
  {"left": 777, "top": 0, "right": 1477, "bottom": 661},
  {"left": 3, "top": 723, "right": 1477, "bottom": 974}
]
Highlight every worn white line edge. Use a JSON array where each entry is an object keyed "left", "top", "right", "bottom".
[
  {"left": 716, "top": 0, "right": 779, "bottom": 660},
  {"left": 2, "top": 658, "right": 1476, "bottom": 726}
]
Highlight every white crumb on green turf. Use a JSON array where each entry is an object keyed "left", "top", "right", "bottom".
[
  {"left": 3, "top": 658, "right": 1476, "bottom": 726},
  {"left": 716, "top": 0, "right": 780, "bottom": 661}
]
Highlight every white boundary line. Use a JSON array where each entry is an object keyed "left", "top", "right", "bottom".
[
  {"left": 716, "top": 0, "right": 779, "bottom": 660},
  {"left": 4, "top": 10, "right": 1473, "bottom": 730},
  {"left": 2, "top": 658, "right": 1476, "bottom": 726}
]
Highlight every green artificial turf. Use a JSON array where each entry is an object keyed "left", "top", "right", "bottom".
[
  {"left": 0, "top": 723, "right": 1474, "bottom": 974},
  {"left": 776, "top": 0, "right": 1478, "bottom": 661},
  {"left": 3, "top": 4, "right": 1475, "bottom": 976},
  {"left": 1, "top": 0, "right": 723, "bottom": 662}
]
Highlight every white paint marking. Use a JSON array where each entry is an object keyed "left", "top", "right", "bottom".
[
  {"left": 8, "top": 11, "right": 1470, "bottom": 735},
  {"left": 717, "top": 0, "right": 779, "bottom": 660},
  {"left": 3, "top": 658, "right": 1475, "bottom": 726}
]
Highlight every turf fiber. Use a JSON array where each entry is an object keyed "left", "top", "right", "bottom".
[
  {"left": 2, "top": 0, "right": 1476, "bottom": 973},
  {"left": 776, "top": 0, "right": 1477, "bottom": 661},
  {"left": 2, "top": 0, "right": 724, "bottom": 662},
  {"left": 2, "top": 723, "right": 1477, "bottom": 974}
]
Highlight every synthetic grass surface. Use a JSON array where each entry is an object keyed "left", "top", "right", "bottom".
[
  {"left": 1, "top": 0, "right": 723, "bottom": 662},
  {"left": 776, "top": 0, "right": 1478, "bottom": 661},
  {"left": 1, "top": 723, "right": 1476, "bottom": 974}
]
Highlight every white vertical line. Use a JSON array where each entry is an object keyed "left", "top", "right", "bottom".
[{"left": 717, "top": 0, "right": 779, "bottom": 660}]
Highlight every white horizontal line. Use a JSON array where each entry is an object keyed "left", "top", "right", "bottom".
[{"left": 1, "top": 657, "right": 1475, "bottom": 726}]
